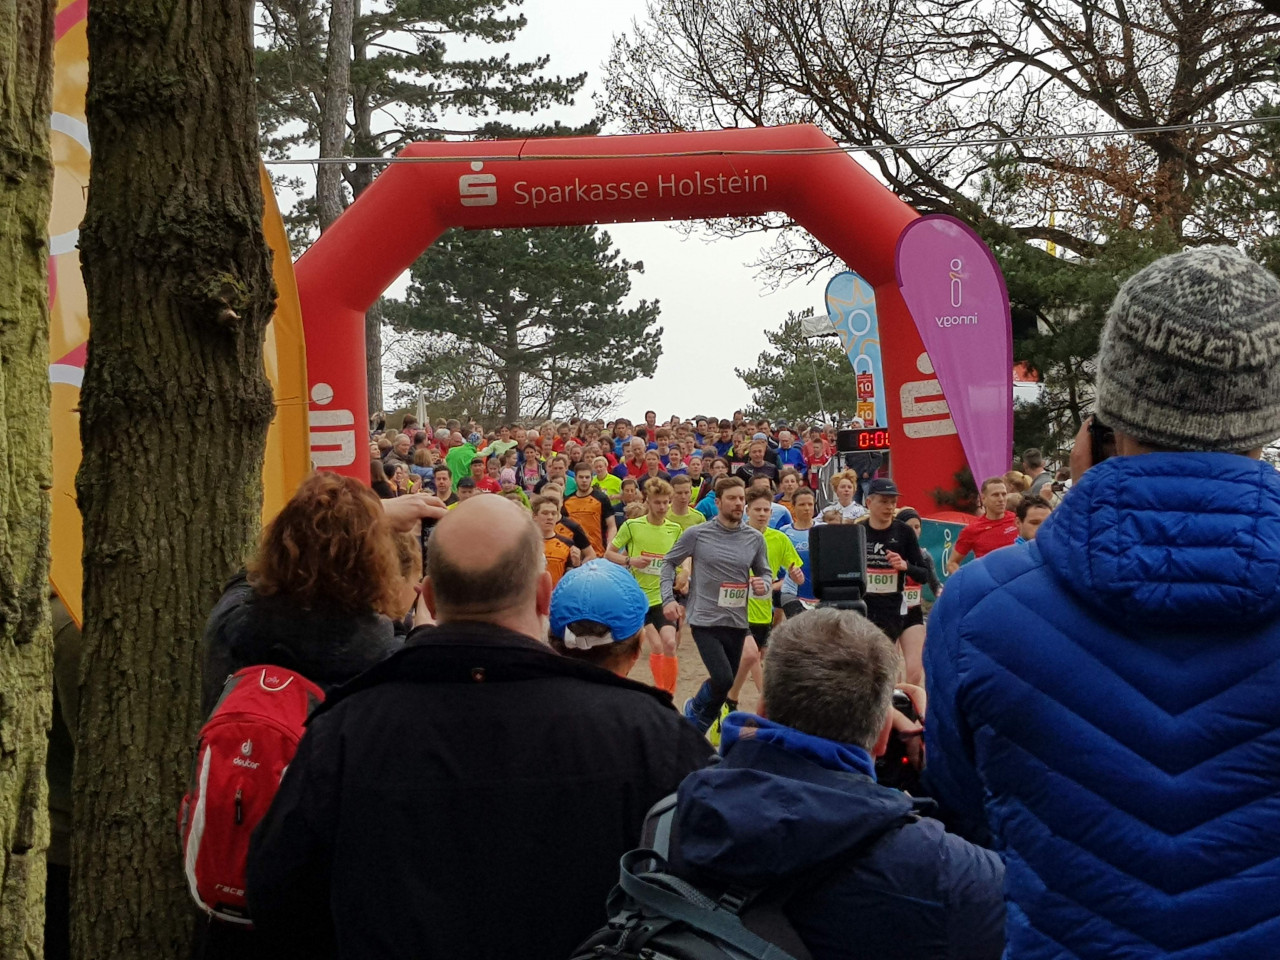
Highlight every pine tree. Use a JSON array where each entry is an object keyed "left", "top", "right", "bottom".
[
  {"left": 72, "top": 0, "right": 277, "bottom": 952},
  {"left": 0, "top": 0, "right": 55, "bottom": 953},
  {"left": 736, "top": 312, "right": 861, "bottom": 426},
  {"left": 996, "top": 227, "right": 1182, "bottom": 459},
  {"left": 257, "top": 0, "right": 585, "bottom": 236},
  {"left": 256, "top": 0, "right": 585, "bottom": 413},
  {"left": 385, "top": 226, "right": 662, "bottom": 423}
]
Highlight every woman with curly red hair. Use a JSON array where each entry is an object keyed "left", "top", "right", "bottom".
[{"left": 200, "top": 472, "right": 407, "bottom": 715}]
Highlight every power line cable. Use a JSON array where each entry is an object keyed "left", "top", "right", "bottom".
[{"left": 263, "top": 114, "right": 1280, "bottom": 166}]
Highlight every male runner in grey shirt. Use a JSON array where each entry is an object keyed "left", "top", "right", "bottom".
[{"left": 662, "top": 476, "right": 770, "bottom": 732}]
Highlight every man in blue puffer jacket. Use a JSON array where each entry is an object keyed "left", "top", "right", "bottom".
[
  {"left": 925, "top": 246, "right": 1280, "bottom": 959},
  {"left": 673, "top": 607, "right": 1006, "bottom": 960}
]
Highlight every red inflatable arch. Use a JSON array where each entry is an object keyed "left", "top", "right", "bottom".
[{"left": 296, "top": 124, "right": 963, "bottom": 509}]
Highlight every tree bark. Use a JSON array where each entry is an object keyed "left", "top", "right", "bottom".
[
  {"left": 316, "top": 0, "right": 353, "bottom": 232},
  {"left": 367, "top": 300, "right": 384, "bottom": 419},
  {"left": 0, "top": 0, "right": 55, "bottom": 955},
  {"left": 504, "top": 315, "right": 520, "bottom": 422},
  {"left": 346, "top": 0, "right": 384, "bottom": 417},
  {"left": 74, "top": 0, "right": 275, "bottom": 952}
]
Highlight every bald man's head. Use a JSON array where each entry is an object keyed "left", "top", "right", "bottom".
[{"left": 426, "top": 495, "right": 543, "bottom": 620}]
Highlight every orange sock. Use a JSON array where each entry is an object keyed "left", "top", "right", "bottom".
[
  {"left": 649, "top": 653, "right": 664, "bottom": 688},
  {"left": 663, "top": 655, "right": 680, "bottom": 694}
]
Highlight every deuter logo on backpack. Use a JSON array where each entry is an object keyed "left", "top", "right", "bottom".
[
  {"left": 178, "top": 665, "right": 324, "bottom": 925},
  {"left": 233, "top": 739, "right": 260, "bottom": 770}
]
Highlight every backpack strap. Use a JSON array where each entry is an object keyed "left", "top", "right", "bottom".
[
  {"left": 618, "top": 850, "right": 802, "bottom": 960},
  {"left": 639, "top": 793, "right": 678, "bottom": 857}
]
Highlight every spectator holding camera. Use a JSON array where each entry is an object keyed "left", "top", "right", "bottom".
[
  {"left": 670, "top": 608, "right": 1005, "bottom": 960},
  {"left": 926, "top": 247, "right": 1280, "bottom": 958},
  {"left": 200, "top": 472, "right": 413, "bottom": 716}
]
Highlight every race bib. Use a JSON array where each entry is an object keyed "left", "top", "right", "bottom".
[
  {"left": 718, "top": 582, "right": 748, "bottom": 608},
  {"left": 866, "top": 568, "right": 898, "bottom": 595},
  {"left": 903, "top": 586, "right": 922, "bottom": 608},
  {"left": 640, "top": 551, "right": 665, "bottom": 577}
]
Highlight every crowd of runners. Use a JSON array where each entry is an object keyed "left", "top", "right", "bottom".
[
  {"left": 366, "top": 405, "right": 1063, "bottom": 735},
  {"left": 185, "top": 247, "right": 1280, "bottom": 960}
]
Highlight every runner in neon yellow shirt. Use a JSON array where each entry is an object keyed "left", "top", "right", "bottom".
[
  {"left": 591, "top": 456, "right": 623, "bottom": 503},
  {"left": 606, "top": 478, "right": 683, "bottom": 695},
  {"left": 668, "top": 474, "right": 706, "bottom": 532}
]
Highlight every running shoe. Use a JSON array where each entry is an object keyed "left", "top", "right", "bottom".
[{"left": 706, "top": 699, "right": 737, "bottom": 749}]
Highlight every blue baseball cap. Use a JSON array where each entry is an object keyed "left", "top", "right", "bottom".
[{"left": 550, "top": 560, "right": 648, "bottom": 649}]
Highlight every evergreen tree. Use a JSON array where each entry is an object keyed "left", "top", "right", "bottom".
[
  {"left": 74, "top": 0, "right": 277, "bottom": 952},
  {"left": 0, "top": 0, "right": 54, "bottom": 953},
  {"left": 256, "top": 0, "right": 586, "bottom": 238},
  {"left": 736, "top": 312, "right": 861, "bottom": 426},
  {"left": 256, "top": 0, "right": 586, "bottom": 413},
  {"left": 385, "top": 226, "right": 662, "bottom": 422},
  {"left": 995, "top": 227, "right": 1182, "bottom": 460}
]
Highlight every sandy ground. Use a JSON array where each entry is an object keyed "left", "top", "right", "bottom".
[{"left": 625, "top": 623, "right": 762, "bottom": 716}]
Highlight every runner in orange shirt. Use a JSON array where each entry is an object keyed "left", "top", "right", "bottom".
[
  {"left": 533, "top": 495, "right": 580, "bottom": 587},
  {"left": 563, "top": 461, "right": 616, "bottom": 557}
]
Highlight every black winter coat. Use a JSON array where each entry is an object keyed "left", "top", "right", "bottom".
[
  {"left": 200, "top": 573, "right": 402, "bottom": 716},
  {"left": 246, "top": 621, "right": 713, "bottom": 960}
]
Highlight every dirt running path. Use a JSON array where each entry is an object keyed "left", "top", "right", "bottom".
[{"left": 625, "top": 623, "right": 761, "bottom": 716}]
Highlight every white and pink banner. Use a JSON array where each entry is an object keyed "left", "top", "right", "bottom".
[{"left": 895, "top": 215, "right": 1013, "bottom": 484}]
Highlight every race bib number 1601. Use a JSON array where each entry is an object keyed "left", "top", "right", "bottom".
[{"left": 866, "top": 569, "right": 898, "bottom": 595}]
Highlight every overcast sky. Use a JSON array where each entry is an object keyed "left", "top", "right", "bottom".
[{"left": 381, "top": 0, "right": 827, "bottom": 420}]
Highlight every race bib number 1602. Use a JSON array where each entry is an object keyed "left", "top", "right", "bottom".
[{"left": 717, "top": 582, "right": 748, "bottom": 608}]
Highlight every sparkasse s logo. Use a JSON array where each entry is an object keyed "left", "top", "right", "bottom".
[{"left": 459, "top": 161, "right": 497, "bottom": 207}]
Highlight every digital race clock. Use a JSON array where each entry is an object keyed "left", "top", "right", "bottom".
[{"left": 850, "top": 427, "right": 891, "bottom": 451}]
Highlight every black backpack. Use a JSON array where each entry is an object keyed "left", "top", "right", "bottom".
[{"left": 570, "top": 794, "right": 913, "bottom": 960}]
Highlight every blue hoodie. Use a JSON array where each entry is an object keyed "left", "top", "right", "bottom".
[
  {"left": 673, "top": 713, "right": 1005, "bottom": 960},
  {"left": 926, "top": 453, "right": 1280, "bottom": 959}
]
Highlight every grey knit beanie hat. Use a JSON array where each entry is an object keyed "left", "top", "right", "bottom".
[{"left": 1095, "top": 246, "right": 1280, "bottom": 452}]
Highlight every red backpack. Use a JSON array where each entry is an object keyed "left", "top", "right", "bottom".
[{"left": 178, "top": 665, "right": 325, "bottom": 925}]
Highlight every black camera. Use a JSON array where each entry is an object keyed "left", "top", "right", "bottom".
[
  {"left": 876, "top": 689, "right": 922, "bottom": 793},
  {"left": 810, "top": 523, "right": 867, "bottom": 616},
  {"left": 1089, "top": 414, "right": 1116, "bottom": 466}
]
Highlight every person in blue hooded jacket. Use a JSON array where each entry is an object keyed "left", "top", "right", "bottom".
[
  {"left": 925, "top": 246, "right": 1280, "bottom": 960},
  {"left": 671, "top": 606, "right": 1005, "bottom": 960}
]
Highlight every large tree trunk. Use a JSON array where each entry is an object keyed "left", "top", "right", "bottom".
[
  {"left": 503, "top": 318, "right": 520, "bottom": 422},
  {"left": 367, "top": 300, "right": 384, "bottom": 419},
  {"left": 316, "top": 0, "right": 352, "bottom": 231},
  {"left": 73, "top": 0, "right": 275, "bottom": 952},
  {"left": 504, "top": 370, "right": 521, "bottom": 424},
  {"left": 346, "top": 0, "right": 384, "bottom": 418},
  {"left": 0, "top": 0, "right": 55, "bottom": 954}
]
